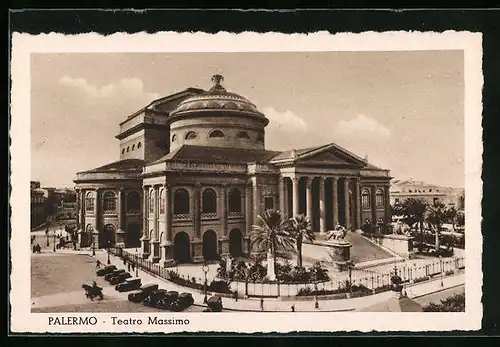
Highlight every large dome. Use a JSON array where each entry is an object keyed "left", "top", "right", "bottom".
[{"left": 169, "top": 75, "right": 268, "bottom": 123}]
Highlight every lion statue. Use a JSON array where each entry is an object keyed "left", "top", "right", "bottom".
[{"left": 327, "top": 224, "right": 348, "bottom": 241}]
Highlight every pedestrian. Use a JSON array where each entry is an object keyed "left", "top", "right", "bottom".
[
  {"left": 233, "top": 291, "right": 238, "bottom": 302},
  {"left": 291, "top": 305, "right": 295, "bottom": 312},
  {"left": 127, "top": 263, "right": 131, "bottom": 272},
  {"left": 96, "top": 259, "right": 101, "bottom": 269},
  {"left": 131, "top": 262, "right": 135, "bottom": 273},
  {"left": 260, "top": 297, "right": 264, "bottom": 311}
]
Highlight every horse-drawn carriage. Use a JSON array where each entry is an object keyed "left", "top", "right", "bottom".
[{"left": 82, "top": 283, "right": 104, "bottom": 301}]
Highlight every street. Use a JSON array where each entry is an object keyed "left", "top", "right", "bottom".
[{"left": 31, "top": 249, "right": 204, "bottom": 313}]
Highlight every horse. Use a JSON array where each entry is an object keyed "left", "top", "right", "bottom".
[
  {"left": 82, "top": 284, "right": 104, "bottom": 301},
  {"left": 32, "top": 244, "right": 41, "bottom": 254}
]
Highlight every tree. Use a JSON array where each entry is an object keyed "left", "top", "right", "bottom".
[
  {"left": 426, "top": 201, "right": 448, "bottom": 252},
  {"left": 446, "top": 206, "right": 458, "bottom": 231},
  {"left": 250, "top": 209, "right": 295, "bottom": 270},
  {"left": 401, "top": 198, "right": 428, "bottom": 251},
  {"left": 286, "top": 214, "right": 315, "bottom": 268}
]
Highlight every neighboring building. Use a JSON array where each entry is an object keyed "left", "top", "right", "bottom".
[
  {"left": 74, "top": 75, "right": 392, "bottom": 266},
  {"left": 30, "top": 181, "right": 46, "bottom": 229},
  {"left": 390, "top": 179, "right": 464, "bottom": 210}
]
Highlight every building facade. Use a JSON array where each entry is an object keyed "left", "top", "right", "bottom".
[
  {"left": 30, "top": 181, "right": 46, "bottom": 229},
  {"left": 74, "top": 75, "right": 392, "bottom": 266},
  {"left": 390, "top": 179, "right": 465, "bottom": 210}
]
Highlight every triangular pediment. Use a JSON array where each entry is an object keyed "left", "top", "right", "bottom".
[
  {"left": 270, "top": 143, "right": 367, "bottom": 167},
  {"left": 296, "top": 148, "right": 365, "bottom": 166},
  {"left": 297, "top": 150, "right": 354, "bottom": 165}
]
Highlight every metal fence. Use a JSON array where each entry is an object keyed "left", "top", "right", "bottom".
[{"left": 110, "top": 247, "right": 464, "bottom": 298}]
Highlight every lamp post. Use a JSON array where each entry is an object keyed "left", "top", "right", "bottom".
[
  {"left": 107, "top": 241, "right": 111, "bottom": 265},
  {"left": 92, "top": 241, "right": 96, "bottom": 256},
  {"left": 135, "top": 248, "right": 139, "bottom": 277},
  {"left": 53, "top": 230, "right": 56, "bottom": 252},
  {"left": 439, "top": 255, "right": 444, "bottom": 287},
  {"left": 45, "top": 228, "right": 49, "bottom": 247},
  {"left": 202, "top": 262, "right": 209, "bottom": 304},
  {"left": 346, "top": 260, "right": 354, "bottom": 295}
]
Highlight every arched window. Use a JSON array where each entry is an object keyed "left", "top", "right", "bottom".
[
  {"left": 126, "top": 191, "right": 141, "bottom": 212},
  {"left": 103, "top": 192, "right": 117, "bottom": 213},
  {"left": 171, "top": 134, "right": 177, "bottom": 142},
  {"left": 257, "top": 134, "right": 264, "bottom": 143},
  {"left": 126, "top": 146, "right": 130, "bottom": 152},
  {"left": 137, "top": 142, "right": 142, "bottom": 149},
  {"left": 174, "top": 188, "right": 190, "bottom": 215},
  {"left": 149, "top": 192, "right": 154, "bottom": 214},
  {"left": 185, "top": 131, "right": 197, "bottom": 140},
  {"left": 132, "top": 144, "right": 135, "bottom": 151},
  {"left": 376, "top": 189, "right": 384, "bottom": 207},
  {"left": 202, "top": 188, "right": 217, "bottom": 214},
  {"left": 228, "top": 188, "right": 242, "bottom": 213},
  {"left": 86, "top": 224, "right": 94, "bottom": 232},
  {"left": 159, "top": 189, "right": 165, "bottom": 214},
  {"left": 237, "top": 131, "right": 250, "bottom": 139},
  {"left": 209, "top": 130, "right": 225, "bottom": 138},
  {"left": 85, "top": 192, "right": 95, "bottom": 212},
  {"left": 361, "top": 189, "right": 371, "bottom": 208}
]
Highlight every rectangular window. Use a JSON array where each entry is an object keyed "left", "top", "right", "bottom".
[
  {"left": 85, "top": 198, "right": 94, "bottom": 212},
  {"left": 264, "top": 197, "right": 274, "bottom": 211},
  {"left": 362, "top": 195, "right": 370, "bottom": 208}
]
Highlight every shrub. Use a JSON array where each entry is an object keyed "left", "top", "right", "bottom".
[
  {"left": 207, "top": 280, "right": 233, "bottom": 294},
  {"left": 413, "top": 276, "right": 430, "bottom": 284},
  {"left": 423, "top": 293, "right": 465, "bottom": 312},
  {"left": 296, "top": 286, "right": 313, "bottom": 296}
]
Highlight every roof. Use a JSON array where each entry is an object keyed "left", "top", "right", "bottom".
[
  {"left": 79, "top": 159, "right": 145, "bottom": 174},
  {"left": 149, "top": 145, "right": 281, "bottom": 165},
  {"left": 359, "top": 295, "right": 423, "bottom": 312}
]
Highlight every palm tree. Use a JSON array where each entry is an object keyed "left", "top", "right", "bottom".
[
  {"left": 286, "top": 214, "right": 315, "bottom": 268},
  {"left": 401, "top": 198, "right": 428, "bottom": 251},
  {"left": 426, "top": 201, "right": 448, "bottom": 252},
  {"left": 250, "top": 209, "right": 295, "bottom": 270}
]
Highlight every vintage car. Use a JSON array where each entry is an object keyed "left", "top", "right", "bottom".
[
  {"left": 115, "top": 277, "right": 142, "bottom": 292},
  {"left": 109, "top": 272, "right": 132, "bottom": 285},
  {"left": 156, "top": 291, "right": 179, "bottom": 310},
  {"left": 104, "top": 269, "right": 126, "bottom": 282},
  {"left": 175, "top": 292, "right": 195, "bottom": 311},
  {"left": 143, "top": 289, "right": 168, "bottom": 307},
  {"left": 127, "top": 284, "right": 160, "bottom": 303},
  {"left": 96, "top": 265, "right": 117, "bottom": 277},
  {"left": 205, "top": 295, "right": 223, "bottom": 312}
]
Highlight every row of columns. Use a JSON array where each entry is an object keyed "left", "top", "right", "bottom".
[{"left": 281, "top": 176, "right": 362, "bottom": 233}]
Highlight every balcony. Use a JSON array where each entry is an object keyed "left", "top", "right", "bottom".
[
  {"left": 172, "top": 213, "right": 191, "bottom": 221},
  {"left": 228, "top": 211, "right": 244, "bottom": 219},
  {"left": 201, "top": 213, "right": 218, "bottom": 220}
]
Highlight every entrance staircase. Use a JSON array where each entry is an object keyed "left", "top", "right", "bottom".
[{"left": 345, "top": 232, "right": 395, "bottom": 264}]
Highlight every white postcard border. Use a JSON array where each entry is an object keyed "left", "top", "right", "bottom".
[{"left": 10, "top": 31, "right": 483, "bottom": 333}]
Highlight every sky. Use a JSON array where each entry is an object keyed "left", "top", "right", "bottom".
[{"left": 30, "top": 51, "right": 464, "bottom": 188}]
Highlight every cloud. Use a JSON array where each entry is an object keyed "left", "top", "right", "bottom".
[
  {"left": 58, "top": 75, "right": 160, "bottom": 100},
  {"left": 334, "top": 114, "right": 390, "bottom": 139},
  {"left": 262, "top": 107, "right": 308, "bottom": 132}
]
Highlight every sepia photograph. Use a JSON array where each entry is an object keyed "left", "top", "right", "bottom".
[{"left": 10, "top": 31, "right": 483, "bottom": 333}]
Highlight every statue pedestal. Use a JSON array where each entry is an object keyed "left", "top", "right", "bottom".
[
  {"left": 324, "top": 240, "right": 353, "bottom": 271},
  {"left": 379, "top": 234, "right": 415, "bottom": 259},
  {"left": 266, "top": 252, "right": 276, "bottom": 281}
]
